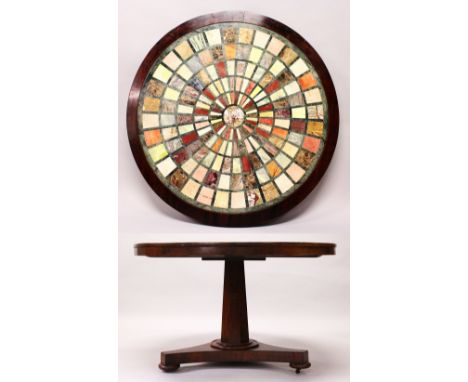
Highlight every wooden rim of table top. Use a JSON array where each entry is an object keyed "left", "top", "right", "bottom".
[
  {"left": 127, "top": 11, "right": 339, "bottom": 227},
  {"left": 135, "top": 242, "right": 336, "bottom": 258}
]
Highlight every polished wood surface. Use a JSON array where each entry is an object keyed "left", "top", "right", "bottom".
[
  {"left": 127, "top": 11, "right": 339, "bottom": 227},
  {"left": 135, "top": 242, "right": 336, "bottom": 259},
  {"left": 160, "top": 341, "right": 311, "bottom": 373},
  {"left": 137, "top": 242, "right": 336, "bottom": 373}
]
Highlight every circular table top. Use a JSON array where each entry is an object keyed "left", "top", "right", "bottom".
[
  {"left": 127, "top": 12, "right": 339, "bottom": 226},
  {"left": 135, "top": 242, "right": 336, "bottom": 259}
]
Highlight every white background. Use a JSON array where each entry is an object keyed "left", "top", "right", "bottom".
[
  {"left": 119, "top": 0, "right": 349, "bottom": 381},
  {"left": 1, "top": 1, "right": 467, "bottom": 382}
]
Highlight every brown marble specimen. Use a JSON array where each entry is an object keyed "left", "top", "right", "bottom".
[{"left": 170, "top": 169, "right": 188, "bottom": 189}]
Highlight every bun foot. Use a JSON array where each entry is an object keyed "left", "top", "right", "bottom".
[
  {"left": 290, "top": 361, "right": 311, "bottom": 373},
  {"left": 159, "top": 362, "right": 180, "bottom": 372}
]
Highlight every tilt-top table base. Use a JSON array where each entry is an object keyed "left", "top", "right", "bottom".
[
  {"left": 159, "top": 341, "right": 311, "bottom": 373},
  {"left": 135, "top": 242, "right": 335, "bottom": 373},
  {"left": 159, "top": 258, "right": 310, "bottom": 373}
]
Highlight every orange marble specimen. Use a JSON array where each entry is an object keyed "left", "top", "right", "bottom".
[
  {"left": 144, "top": 130, "right": 162, "bottom": 146},
  {"left": 303, "top": 136, "right": 321, "bottom": 153},
  {"left": 143, "top": 97, "right": 161, "bottom": 112},
  {"left": 267, "top": 161, "right": 282, "bottom": 177},
  {"left": 225, "top": 44, "right": 236, "bottom": 60},
  {"left": 307, "top": 121, "right": 324, "bottom": 137},
  {"left": 298, "top": 73, "right": 317, "bottom": 90}
]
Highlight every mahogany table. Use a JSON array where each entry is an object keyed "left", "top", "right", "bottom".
[{"left": 135, "top": 242, "right": 336, "bottom": 373}]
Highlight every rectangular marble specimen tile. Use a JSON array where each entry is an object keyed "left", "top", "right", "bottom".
[
  {"left": 218, "top": 174, "right": 230, "bottom": 189},
  {"left": 160, "top": 114, "right": 175, "bottom": 126},
  {"left": 189, "top": 34, "right": 207, "bottom": 52},
  {"left": 236, "top": 45, "right": 251, "bottom": 60},
  {"left": 302, "top": 136, "right": 321, "bottom": 153},
  {"left": 290, "top": 120, "right": 306, "bottom": 134},
  {"left": 307, "top": 121, "right": 324, "bottom": 136},
  {"left": 211, "top": 46, "right": 224, "bottom": 60},
  {"left": 275, "top": 119, "right": 290, "bottom": 129},
  {"left": 168, "top": 75, "right": 185, "bottom": 90},
  {"left": 170, "top": 168, "right": 188, "bottom": 189},
  {"left": 181, "top": 179, "right": 200, "bottom": 199},
  {"left": 143, "top": 97, "right": 160, "bottom": 112},
  {"left": 272, "top": 127, "right": 288, "bottom": 139},
  {"left": 256, "top": 168, "right": 270, "bottom": 184},
  {"left": 275, "top": 152, "right": 292, "bottom": 168},
  {"left": 165, "top": 138, "right": 182, "bottom": 153},
  {"left": 205, "top": 28, "right": 222, "bottom": 46},
  {"left": 261, "top": 182, "right": 280, "bottom": 202},
  {"left": 267, "top": 160, "right": 282, "bottom": 177},
  {"left": 238, "top": 27, "right": 254, "bottom": 44},
  {"left": 307, "top": 105, "right": 324, "bottom": 120},
  {"left": 196, "top": 69, "right": 212, "bottom": 86},
  {"left": 244, "top": 62, "right": 255, "bottom": 78},
  {"left": 231, "top": 191, "right": 246, "bottom": 208},
  {"left": 304, "top": 88, "right": 322, "bottom": 103},
  {"left": 182, "top": 158, "right": 197, "bottom": 174},
  {"left": 296, "top": 149, "right": 314, "bottom": 168},
  {"left": 253, "top": 30, "right": 270, "bottom": 48},
  {"left": 153, "top": 64, "right": 172, "bottom": 83},
  {"left": 176, "top": 64, "right": 193, "bottom": 80},
  {"left": 284, "top": 81, "right": 301, "bottom": 96},
  {"left": 160, "top": 99, "right": 176, "bottom": 113},
  {"left": 283, "top": 142, "right": 299, "bottom": 158},
  {"left": 212, "top": 155, "right": 223, "bottom": 171},
  {"left": 222, "top": 157, "right": 231, "bottom": 173},
  {"left": 288, "top": 93, "right": 305, "bottom": 107},
  {"left": 214, "top": 190, "right": 229, "bottom": 208},
  {"left": 197, "top": 186, "right": 214, "bottom": 205},
  {"left": 290, "top": 58, "right": 308, "bottom": 77},
  {"left": 161, "top": 127, "right": 177, "bottom": 140},
  {"left": 146, "top": 80, "right": 165, "bottom": 97},
  {"left": 258, "top": 72, "right": 274, "bottom": 87},
  {"left": 298, "top": 72, "right": 317, "bottom": 90},
  {"left": 286, "top": 162, "right": 306, "bottom": 182},
  {"left": 259, "top": 52, "right": 273, "bottom": 68},
  {"left": 156, "top": 157, "right": 177, "bottom": 177},
  {"left": 198, "top": 49, "right": 213, "bottom": 66},
  {"left": 186, "top": 56, "right": 203, "bottom": 73},
  {"left": 225, "top": 44, "right": 236, "bottom": 60},
  {"left": 163, "top": 87, "right": 180, "bottom": 101},
  {"left": 148, "top": 144, "right": 168, "bottom": 163},
  {"left": 177, "top": 105, "right": 193, "bottom": 114},
  {"left": 141, "top": 113, "right": 159, "bottom": 129},
  {"left": 175, "top": 40, "right": 194, "bottom": 59},
  {"left": 288, "top": 131, "right": 304, "bottom": 145},
  {"left": 274, "top": 173, "right": 294, "bottom": 193},
  {"left": 247, "top": 189, "right": 262, "bottom": 206},
  {"left": 267, "top": 36, "right": 285, "bottom": 55},
  {"left": 231, "top": 174, "right": 243, "bottom": 190},
  {"left": 270, "top": 88, "right": 286, "bottom": 101},
  {"left": 252, "top": 67, "right": 266, "bottom": 82},
  {"left": 270, "top": 60, "right": 286, "bottom": 76},
  {"left": 163, "top": 51, "right": 182, "bottom": 70},
  {"left": 222, "top": 27, "right": 237, "bottom": 43},
  {"left": 279, "top": 47, "right": 298, "bottom": 65},
  {"left": 143, "top": 130, "right": 162, "bottom": 146}
]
